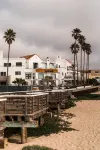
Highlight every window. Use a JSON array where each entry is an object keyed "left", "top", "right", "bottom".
[
  {"left": 15, "top": 71, "right": 21, "bottom": 75},
  {"left": 1, "top": 72, "right": 6, "bottom": 76},
  {"left": 95, "top": 71, "right": 99, "bottom": 73},
  {"left": 38, "top": 73, "right": 44, "bottom": 79},
  {"left": 65, "top": 73, "right": 66, "bottom": 76},
  {"left": 33, "top": 63, "right": 38, "bottom": 69},
  {"left": 56, "top": 64, "right": 58, "bottom": 68},
  {"left": 25, "top": 73, "right": 31, "bottom": 79},
  {"left": 62, "top": 72, "right": 63, "bottom": 76},
  {"left": 33, "top": 73, "right": 35, "bottom": 79},
  {"left": 4, "top": 63, "right": 11, "bottom": 67},
  {"left": 16, "top": 62, "right": 22, "bottom": 67},
  {"left": 59, "top": 65, "right": 60, "bottom": 68}
]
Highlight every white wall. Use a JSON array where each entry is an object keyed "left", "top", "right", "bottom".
[{"left": 0, "top": 51, "right": 74, "bottom": 86}]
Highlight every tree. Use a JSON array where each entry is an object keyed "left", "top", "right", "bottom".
[
  {"left": 72, "top": 28, "right": 81, "bottom": 86},
  {"left": 78, "top": 35, "right": 86, "bottom": 84},
  {"left": 82, "top": 42, "right": 88, "bottom": 86},
  {"left": 86, "top": 44, "right": 92, "bottom": 84},
  {"left": 3, "top": 29, "right": 16, "bottom": 85},
  {"left": 72, "top": 28, "right": 82, "bottom": 41},
  {"left": 70, "top": 43, "right": 79, "bottom": 87},
  {"left": 12, "top": 78, "right": 27, "bottom": 86}
]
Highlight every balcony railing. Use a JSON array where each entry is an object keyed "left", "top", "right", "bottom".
[{"left": 36, "top": 68, "right": 58, "bottom": 73}]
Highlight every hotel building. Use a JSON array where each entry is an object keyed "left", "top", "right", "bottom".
[{"left": 0, "top": 51, "right": 73, "bottom": 86}]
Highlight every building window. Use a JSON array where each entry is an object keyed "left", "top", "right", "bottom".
[
  {"left": 4, "top": 63, "right": 11, "bottom": 67},
  {"left": 16, "top": 62, "right": 22, "bottom": 67},
  {"left": 33, "top": 63, "right": 38, "bottom": 69},
  {"left": 38, "top": 73, "right": 44, "bottom": 79},
  {"left": 59, "top": 65, "right": 60, "bottom": 68},
  {"left": 95, "top": 71, "right": 99, "bottom": 73},
  {"left": 15, "top": 71, "right": 21, "bottom": 75},
  {"left": 56, "top": 64, "right": 58, "bottom": 68},
  {"left": 62, "top": 72, "right": 63, "bottom": 76},
  {"left": 33, "top": 73, "right": 35, "bottom": 79},
  {"left": 25, "top": 73, "right": 31, "bottom": 79},
  {"left": 65, "top": 73, "right": 66, "bottom": 76},
  {"left": 1, "top": 72, "right": 6, "bottom": 76}
]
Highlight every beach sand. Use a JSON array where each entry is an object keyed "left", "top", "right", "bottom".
[{"left": 4, "top": 100, "right": 100, "bottom": 150}]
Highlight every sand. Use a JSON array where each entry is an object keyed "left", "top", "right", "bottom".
[{"left": 4, "top": 100, "right": 100, "bottom": 150}]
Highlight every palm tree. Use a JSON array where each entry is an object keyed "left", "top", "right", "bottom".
[
  {"left": 72, "top": 28, "right": 81, "bottom": 86},
  {"left": 12, "top": 78, "right": 27, "bottom": 86},
  {"left": 76, "top": 49, "right": 80, "bottom": 85},
  {"left": 4, "top": 29, "right": 16, "bottom": 85},
  {"left": 78, "top": 35, "right": 86, "bottom": 84},
  {"left": 72, "top": 28, "right": 82, "bottom": 42},
  {"left": 70, "top": 43, "right": 79, "bottom": 87},
  {"left": 86, "top": 44, "right": 92, "bottom": 84},
  {"left": 82, "top": 42, "right": 89, "bottom": 86}
]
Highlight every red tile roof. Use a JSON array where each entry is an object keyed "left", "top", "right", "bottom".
[
  {"left": 20, "top": 54, "right": 35, "bottom": 59},
  {"left": 66, "top": 59, "right": 72, "bottom": 64}
]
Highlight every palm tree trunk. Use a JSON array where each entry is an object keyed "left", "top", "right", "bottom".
[
  {"left": 76, "top": 54, "right": 78, "bottom": 86},
  {"left": 7, "top": 44, "right": 10, "bottom": 85},
  {"left": 88, "top": 55, "right": 89, "bottom": 85},
  {"left": 80, "top": 47, "right": 83, "bottom": 85},
  {"left": 83, "top": 51, "right": 85, "bottom": 86},
  {"left": 86, "top": 53, "right": 88, "bottom": 85},
  {"left": 74, "top": 53, "right": 76, "bottom": 87}
]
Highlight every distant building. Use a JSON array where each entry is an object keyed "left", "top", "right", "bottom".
[{"left": 89, "top": 70, "right": 100, "bottom": 79}]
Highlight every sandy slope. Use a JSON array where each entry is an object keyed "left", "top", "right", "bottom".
[{"left": 4, "top": 100, "right": 100, "bottom": 150}]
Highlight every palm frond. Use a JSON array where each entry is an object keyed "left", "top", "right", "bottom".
[{"left": 4, "top": 28, "right": 16, "bottom": 44}]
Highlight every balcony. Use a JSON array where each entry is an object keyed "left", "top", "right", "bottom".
[
  {"left": 36, "top": 68, "right": 58, "bottom": 73},
  {"left": 0, "top": 76, "right": 7, "bottom": 82}
]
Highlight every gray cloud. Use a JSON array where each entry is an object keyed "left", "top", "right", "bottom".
[{"left": 0, "top": 0, "right": 100, "bottom": 69}]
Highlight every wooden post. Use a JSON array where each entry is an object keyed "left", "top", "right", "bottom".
[
  {"left": 25, "top": 97, "right": 27, "bottom": 115},
  {"left": 25, "top": 97, "right": 27, "bottom": 122},
  {"left": 21, "top": 126, "right": 27, "bottom": 144},
  {"left": 32, "top": 97, "right": 34, "bottom": 114},
  {"left": 4, "top": 101, "right": 6, "bottom": 114},
  {"left": 38, "top": 117, "right": 41, "bottom": 126},
  {"left": 57, "top": 103, "right": 60, "bottom": 114},
  {"left": 38, "top": 116, "right": 44, "bottom": 126}
]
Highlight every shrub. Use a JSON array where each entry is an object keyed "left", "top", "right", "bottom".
[
  {"left": 22, "top": 145, "right": 53, "bottom": 150},
  {"left": 66, "top": 99, "right": 76, "bottom": 108}
]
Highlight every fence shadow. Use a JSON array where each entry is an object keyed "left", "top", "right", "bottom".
[
  {"left": 28, "top": 112, "right": 78, "bottom": 138},
  {"left": 5, "top": 112, "right": 78, "bottom": 144}
]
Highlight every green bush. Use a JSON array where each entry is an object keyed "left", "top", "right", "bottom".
[
  {"left": 22, "top": 145, "right": 53, "bottom": 150},
  {"left": 66, "top": 99, "right": 76, "bottom": 108}
]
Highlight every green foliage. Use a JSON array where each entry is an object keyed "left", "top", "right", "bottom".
[
  {"left": 66, "top": 99, "right": 76, "bottom": 108},
  {"left": 12, "top": 78, "right": 27, "bottom": 86},
  {"left": 72, "top": 94, "right": 100, "bottom": 101},
  {"left": 22, "top": 145, "right": 53, "bottom": 150},
  {"left": 4, "top": 29, "right": 16, "bottom": 44},
  {"left": 88, "top": 78, "right": 100, "bottom": 86}
]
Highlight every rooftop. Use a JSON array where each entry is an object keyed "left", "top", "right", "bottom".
[{"left": 20, "top": 54, "right": 35, "bottom": 59}]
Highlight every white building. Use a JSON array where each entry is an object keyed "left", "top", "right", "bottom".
[
  {"left": 55, "top": 56, "right": 73, "bottom": 85},
  {"left": 0, "top": 51, "right": 73, "bottom": 86}
]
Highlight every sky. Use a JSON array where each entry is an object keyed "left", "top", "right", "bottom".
[{"left": 0, "top": 0, "right": 99, "bottom": 69}]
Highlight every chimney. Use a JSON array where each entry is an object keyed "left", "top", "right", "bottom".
[
  {"left": 57, "top": 56, "right": 61, "bottom": 60},
  {"left": 47, "top": 57, "right": 50, "bottom": 69}
]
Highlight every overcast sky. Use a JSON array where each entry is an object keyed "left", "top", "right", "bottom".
[{"left": 0, "top": 0, "right": 99, "bottom": 69}]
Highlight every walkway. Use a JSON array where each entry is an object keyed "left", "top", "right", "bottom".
[{"left": 5, "top": 100, "right": 100, "bottom": 150}]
